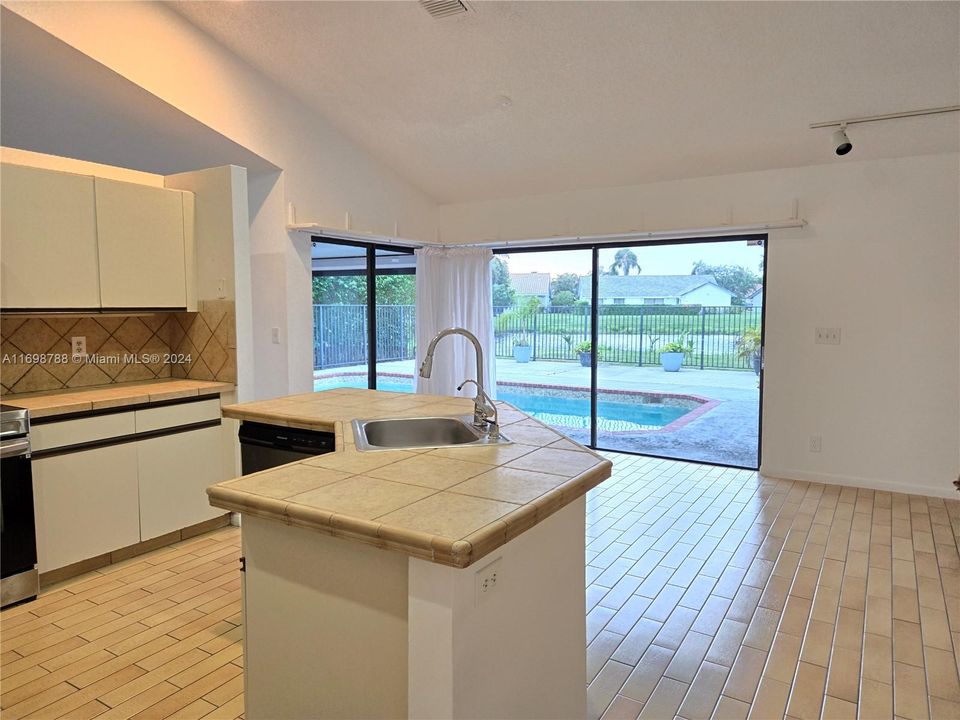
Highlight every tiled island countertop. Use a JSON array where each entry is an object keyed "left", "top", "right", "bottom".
[
  {"left": 211, "top": 388, "right": 612, "bottom": 568},
  {"left": 2, "top": 378, "right": 234, "bottom": 418}
]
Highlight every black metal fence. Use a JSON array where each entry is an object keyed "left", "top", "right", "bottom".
[
  {"left": 313, "top": 305, "right": 416, "bottom": 369},
  {"left": 313, "top": 303, "right": 761, "bottom": 371},
  {"left": 494, "top": 304, "right": 760, "bottom": 370}
]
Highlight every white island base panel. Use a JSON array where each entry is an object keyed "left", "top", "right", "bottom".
[{"left": 242, "top": 496, "right": 587, "bottom": 720}]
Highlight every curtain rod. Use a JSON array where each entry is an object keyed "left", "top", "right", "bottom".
[
  {"left": 439, "top": 219, "right": 806, "bottom": 249},
  {"left": 289, "top": 224, "right": 424, "bottom": 249},
  {"left": 291, "top": 218, "right": 806, "bottom": 250}
]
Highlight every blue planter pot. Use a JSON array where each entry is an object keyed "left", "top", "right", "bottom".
[
  {"left": 578, "top": 351, "right": 592, "bottom": 367},
  {"left": 660, "top": 352, "right": 684, "bottom": 372},
  {"left": 513, "top": 346, "right": 532, "bottom": 363}
]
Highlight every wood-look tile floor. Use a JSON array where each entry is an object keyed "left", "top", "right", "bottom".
[
  {"left": 586, "top": 453, "right": 960, "bottom": 720},
  {"left": 3, "top": 455, "right": 959, "bottom": 720},
  {"left": 1, "top": 527, "right": 243, "bottom": 720}
]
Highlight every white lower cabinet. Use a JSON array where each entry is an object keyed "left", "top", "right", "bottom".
[
  {"left": 33, "top": 444, "right": 141, "bottom": 573},
  {"left": 31, "top": 399, "right": 228, "bottom": 574},
  {"left": 137, "top": 426, "right": 225, "bottom": 540}
]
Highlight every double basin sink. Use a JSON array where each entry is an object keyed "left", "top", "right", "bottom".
[{"left": 352, "top": 416, "right": 511, "bottom": 452}]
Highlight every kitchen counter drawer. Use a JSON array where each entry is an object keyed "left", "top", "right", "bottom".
[
  {"left": 31, "top": 412, "right": 136, "bottom": 453},
  {"left": 135, "top": 398, "right": 221, "bottom": 433}
]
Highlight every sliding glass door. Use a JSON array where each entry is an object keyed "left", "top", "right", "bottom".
[
  {"left": 492, "top": 236, "right": 765, "bottom": 469},
  {"left": 312, "top": 239, "right": 416, "bottom": 392},
  {"left": 595, "top": 239, "right": 764, "bottom": 467},
  {"left": 374, "top": 252, "right": 417, "bottom": 392},
  {"left": 491, "top": 249, "right": 593, "bottom": 445}
]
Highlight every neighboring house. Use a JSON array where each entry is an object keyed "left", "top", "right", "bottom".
[
  {"left": 746, "top": 286, "right": 763, "bottom": 308},
  {"left": 579, "top": 275, "right": 735, "bottom": 306},
  {"left": 509, "top": 272, "right": 551, "bottom": 305}
]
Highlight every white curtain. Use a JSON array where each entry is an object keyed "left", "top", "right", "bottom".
[{"left": 414, "top": 246, "right": 496, "bottom": 398}]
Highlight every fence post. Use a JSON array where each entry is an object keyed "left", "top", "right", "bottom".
[
  {"left": 318, "top": 306, "right": 325, "bottom": 369},
  {"left": 638, "top": 307, "right": 644, "bottom": 366},
  {"left": 532, "top": 312, "right": 538, "bottom": 361},
  {"left": 699, "top": 307, "right": 706, "bottom": 370}
]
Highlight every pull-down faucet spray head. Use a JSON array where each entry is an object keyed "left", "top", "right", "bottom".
[{"left": 418, "top": 355, "right": 434, "bottom": 378}]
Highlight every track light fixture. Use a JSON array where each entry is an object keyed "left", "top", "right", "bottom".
[
  {"left": 810, "top": 105, "right": 959, "bottom": 157},
  {"left": 831, "top": 124, "right": 852, "bottom": 156}
]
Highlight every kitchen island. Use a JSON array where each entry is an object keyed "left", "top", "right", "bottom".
[{"left": 209, "top": 388, "right": 612, "bottom": 719}]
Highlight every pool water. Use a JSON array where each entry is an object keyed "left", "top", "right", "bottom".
[
  {"left": 497, "top": 389, "right": 691, "bottom": 432},
  {"left": 313, "top": 376, "right": 696, "bottom": 432},
  {"left": 314, "top": 376, "right": 414, "bottom": 393}
]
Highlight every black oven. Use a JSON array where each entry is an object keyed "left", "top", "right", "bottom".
[{"left": 1, "top": 404, "right": 38, "bottom": 607}]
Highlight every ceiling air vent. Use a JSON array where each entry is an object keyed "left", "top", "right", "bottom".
[{"left": 419, "top": 0, "right": 470, "bottom": 19}]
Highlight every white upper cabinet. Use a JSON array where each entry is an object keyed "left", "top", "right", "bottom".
[
  {"left": 0, "top": 164, "right": 101, "bottom": 309},
  {"left": 95, "top": 178, "right": 188, "bottom": 308}
]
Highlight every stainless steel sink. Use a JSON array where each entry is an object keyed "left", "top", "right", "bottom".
[{"left": 352, "top": 416, "right": 511, "bottom": 452}]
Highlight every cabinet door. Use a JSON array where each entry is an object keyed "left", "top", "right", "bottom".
[
  {"left": 0, "top": 164, "right": 100, "bottom": 309},
  {"left": 32, "top": 444, "right": 140, "bottom": 573},
  {"left": 137, "top": 426, "right": 225, "bottom": 540},
  {"left": 95, "top": 178, "right": 187, "bottom": 308}
]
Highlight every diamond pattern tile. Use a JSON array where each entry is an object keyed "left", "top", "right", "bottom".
[{"left": 1, "top": 300, "right": 237, "bottom": 394}]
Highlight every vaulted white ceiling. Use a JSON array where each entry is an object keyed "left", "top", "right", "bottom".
[{"left": 170, "top": 1, "right": 959, "bottom": 204}]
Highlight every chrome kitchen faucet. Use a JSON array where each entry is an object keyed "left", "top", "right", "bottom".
[{"left": 419, "top": 327, "right": 499, "bottom": 439}]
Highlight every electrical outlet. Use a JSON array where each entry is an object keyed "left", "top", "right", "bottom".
[
  {"left": 71, "top": 336, "right": 86, "bottom": 359},
  {"left": 217, "top": 277, "right": 227, "bottom": 299},
  {"left": 809, "top": 435, "right": 822, "bottom": 453},
  {"left": 271, "top": 327, "right": 280, "bottom": 344},
  {"left": 475, "top": 558, "right": 502, "bottom": 605},
  {"left": 815, "top": 328, "right": 841, "bottom": 345}
]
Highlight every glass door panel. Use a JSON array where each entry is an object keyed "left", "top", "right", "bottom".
[
  {"left": 491, "top": 249, "right": 593, "bottom": 445},
  {"left": 594, "top": 239, "right": 764, "bottom": 468},
  {"left": 375, "top": 249, "right": 417, "bottom": 393},
  {"left": 312, "top": 241, "right": 369, "bottom": 391}
]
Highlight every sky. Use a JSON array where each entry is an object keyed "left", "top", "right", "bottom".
[{"left": 501, "top": 239, "right": 764, "bottom": 278}]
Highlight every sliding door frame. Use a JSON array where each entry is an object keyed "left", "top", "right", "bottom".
[
  {"left": 493, "top": 233, "right": 767, "bottom": 469},
  {"left": 311, "top": 236, "right": 415, "bottom": 390}
]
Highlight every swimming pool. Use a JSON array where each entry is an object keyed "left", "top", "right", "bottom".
[
  {"left": 314, "top": 374, "right": 414, "bottom": 393},
  {"left": 497, "top": 386, "right": 697, "bottom": 432},
  {"left": 313, "top": 374, "right": 704, "bottom": 432}
]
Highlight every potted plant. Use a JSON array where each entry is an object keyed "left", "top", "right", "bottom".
[
  {"left": 573, "top": 341, "right": 593, "bottom": 367},
  {"left": 736, "top": 327, "right": 762, "bottom": 375},
  {"left": 513, "top": 336, "right": 532, "bottom": 363},
  {"left": 659, "top": 333, "right": 692, "bottom": 372}
]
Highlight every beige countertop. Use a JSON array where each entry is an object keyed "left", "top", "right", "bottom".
[
  {"left": 212, "top": 388, "right": 612, "bottom": 568},
  {"left": 2, "top": 379, "right": 234, "bottom": 418}
]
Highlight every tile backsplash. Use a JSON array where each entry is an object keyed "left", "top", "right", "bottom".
[
  {"left": 0, "top": 300, "right": 236, "bottom": 395},
  {"left": 170, "top": 300, "right": 237, "bottom": 385}
]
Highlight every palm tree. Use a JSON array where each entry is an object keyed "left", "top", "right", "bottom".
[{"left": 609, "top": 248, "right": 641, "bottom": 276}]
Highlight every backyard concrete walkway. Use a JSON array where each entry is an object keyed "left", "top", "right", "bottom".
[{"left": 315, "top": 359, "right": 760, "bottom": 468}]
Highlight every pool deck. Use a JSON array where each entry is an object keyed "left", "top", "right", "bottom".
[{"left": 315, "top": 359, "right": 760, "bottom": 468}]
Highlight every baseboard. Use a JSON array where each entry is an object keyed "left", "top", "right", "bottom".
[
  {"left": 40, "top": 513, "right": 232, "bottom": 588},
  {"left": 759, "top": 465, "right": 958, "bottom": 500}
]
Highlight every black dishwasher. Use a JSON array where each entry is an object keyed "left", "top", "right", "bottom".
[{"left": 238, "top": 421, "right": 336, "bottom": 474}]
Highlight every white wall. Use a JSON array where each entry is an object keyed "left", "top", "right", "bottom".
[
  {"left": 438, "top": 154, "right": 960, "bottom": 498},
  {"left": 6, "top": 1, "right": 439, "bottom": 399}
]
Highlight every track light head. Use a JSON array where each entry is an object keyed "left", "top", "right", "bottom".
[{"left": 832, "top": 125, "right": 852, "bottom": 156}]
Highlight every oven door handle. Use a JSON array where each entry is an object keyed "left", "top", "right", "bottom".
[{"left": 0, "top": 438, "right": 30, "bottom": 459}]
